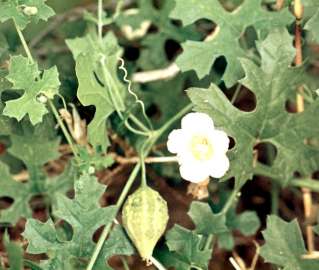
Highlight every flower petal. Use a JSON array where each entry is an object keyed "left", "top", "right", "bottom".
[
  {"left": 208, "top": 154, "right": 230, "bottom": 178},
  {"left": 179, "top": 163, "right": 210, "bottom": 183},
  {"left": 181, "top": 112, "right": 214, "bottom": 133},
  {"left": 210, "top": 130, "right": 230, "bottom": 154},
  {"left": 167, "top": 129, "right": 187, "bottom": 154}
]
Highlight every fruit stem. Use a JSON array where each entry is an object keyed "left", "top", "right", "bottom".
[{"left": 86, "top": 104, "right": 192, "bottom": 270}]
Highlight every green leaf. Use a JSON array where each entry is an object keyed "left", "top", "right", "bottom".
[
  {"left": 165, "top": 225, "right": 212, "bottom": 270},
  {"left": 260, "top": 215, "right": 319, "bottom": 270},
  {"left": 3, "top": 56, "right": 60, "bottom": 125},
  {"left": 74, "top": 54, "right": 115, "bottom": 152},
  {"left": 0, "top": 33, "right": 9, "bottom": 62},
  {"left": 158, "top": 201, "right": 227, "bottom": 269},
  {"left": 141, "top": 74, "right": 189, "bottom": 127},
  {"left": 0, "top": 0, "right": 55, "bottom": 30},
  {"left": 4, "top": 232, "right": 24, "bottom": 270},
  {"left": 305, "top": 9, "right": 319, "bottom": 44},
  {"left": 52, "top": 174, "right": 117, "bottom": 258},
  {"left": 234, "top": 211, "right": 260, "bottom": 236},
  {"left": 23, "top": 218, "right": 60, "bottom": 254},
  {"left": 116, "top": 0, "right": 200, "bottom": 70},
  {"left": 170, "top": 0, "right": 294, "bottom": 86},
  {"left": 188, "top": 201, "right": 260, "bottom": 250},
  {"left": 188, "top": 28, "right": 319, "bottom": 185},
  {"left": 46, "top": 163, "right": 78, "bottom": 206},
  {"left": 8, "top": 123, "right": 60, "bottom": 170},
  {"left": 188, "top": 201, "right": 228, "bottom": 235},
  {"left": 23, "top": 174, "right": 132, "bottom": 269},
  {"left": 94, "top": 225, "right": 134, "bottom": 270},
  {"left": 67, "top": 32, "right": 126, "bottom": 151},
  {"left": 66, "top": 32, "right": 102, "bottom": 60},
  {"left": 0, "top": 160, "right": 75, "bottom": 225},
  {"left": 0, "top": 162, "right": 32, "bottom": 224},
  {"left": 0, "top": 120, "right": 74, "bottom": 225},
  {"left": 77, "top": 147, "right": 114, "bottom": 173},
  {"left": 155, "top": 246, "right": 192, "bottom": 270}
]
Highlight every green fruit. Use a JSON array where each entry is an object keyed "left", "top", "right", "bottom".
[{"left": 122, "top": 186, "right": 169, "bottom": 261}]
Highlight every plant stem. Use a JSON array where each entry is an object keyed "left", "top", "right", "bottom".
[
  {"left": 254, "top": 163, "right": 319, "bottom": 192},
  {"left": 112, "top": 155, "right": 178, "bottom": 164},
  {"left": 14, "top": 21, "right": 34, "bottom": 63},
  {"left": 221, "top": 186, "right": 241, "bottom": 215},
  {"left": 204, "top": 235, "right": 214, "bottom": 250},
  {"left": 86, "top": 104, "right": 191, "bottom": 270},
  {"left": 124, "top": 119, "right": 150, "bottom": 137},
  {"left": 100, "top": 58, "right": 125, "bottom": 117},
  {"left": 98, "top": 0, "right": 103, "bottom": 40},
  {"left": 113, "top": 0, "right": 124, "bottom": 19},
  {"left": 120, "top": 257, "right": 130, "bottom": 270},
  {"left": 158, "top": 103, "right": 193, "bottom": 134},
  {"left": 101, "top": 57, "right": 150, "bottom": 136},
  {"left": 149, "top": 256, "right": 167, "bottom": 270},
  {"left": 140, "top": 153, "right": 147, "bottom": 187},
  {"left": 231, "top": 83, "right": 242, "bottom": 104},
  {"left": 13, "top": 20, "right": 80, "bottom": 163},
  {"left": 129, "top": 114, "right": 150, "bottom": 132},
  {"left": 86, "top": 163, "right": 141, "bottom": 270},
  {"left": 271, "top": 183, "right": 279, "bottom": 215},
  {"left": 48, "top": 100, "right": 80, "bottom": 163}
]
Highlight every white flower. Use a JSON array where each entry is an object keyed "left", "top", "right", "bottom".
[{"left": 167, "top": 112, "right": 230, "bottom": 183}]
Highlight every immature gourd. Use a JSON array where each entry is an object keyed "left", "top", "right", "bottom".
[{"left": 122, "top": 186, "right": 169, "bottom": 261}]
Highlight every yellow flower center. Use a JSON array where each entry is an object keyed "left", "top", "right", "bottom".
[{"left": 190, "top": 135, "right": 214, "bottom": 161}]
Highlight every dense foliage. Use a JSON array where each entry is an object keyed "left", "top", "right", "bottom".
[{"left": 0, "top": 0, "right": 319, "bottom": 269}]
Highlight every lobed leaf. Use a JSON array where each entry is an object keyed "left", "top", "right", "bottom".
[
  {"left": 170, "top": 0, "right": 294, "bottom": 87},
  {"left": 188, "top": 28, "right": 319, "bottom": 186},
  {"left": 165, "top": 225, "right": 212, "bottom": 270},
  {"left": 0, "top": 0, "right": 55, "bottom": 30},
  {"left": 23, "top": 174, "right": 133, "bottom": 269},
  {"left": 3, "top": 56, "right": 60, "bottom": 125},
  {"left": 305, "top": 10, "right": 319, "bottom": 44},
  {"left": 260, "top": 215, "right": 319, "bottom": 270},
  {"left": 67, "top": 32, "right": 126, "bottom": 151}
]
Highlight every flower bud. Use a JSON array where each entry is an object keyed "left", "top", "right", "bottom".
[
  {"left": 122, "top": 186, "right": 169, "bottom": 261},
  {"left": 23, "top": 6, "right": 38, "bottom": 16},
  {"left": 88, "top": 166, "right": 95, "bottom": 175},
  {"left": 36, "top": 93, "right": 48, "bottom": 104}
]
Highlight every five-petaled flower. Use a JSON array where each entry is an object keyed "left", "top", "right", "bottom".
[{"left": 167, "top": 112, "right": 230, "bottom": 183}]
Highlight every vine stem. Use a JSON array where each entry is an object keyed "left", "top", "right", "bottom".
[
  {"left": 13, "top": 20, "right": 80, "bottom": 162},
  {"left": 86, "top": 163, "right": 141, "bottom": 270},
  {"left": 231, "top": 83, "right": 242, "bottom": 104},
  {"left": 14, "top": 21, "right": 34, "bottom": 63},
  {"left": 294, "top": 0, "right": 315, "bottom": 254},
  {"left": 221, "top": 185, "right": 242, "bottom": 215},
  {"left": 271, "top": 183, "right": 279, "bottom": 215},
  {"left": 157, "top": 103, "right": 193, "bottom": 134},
  {"left": 254, "top": 163, "right": 319, "bottom": 192},
  {"left": 112, "top": 154, "right": 178, "bottom": 164},
  {"left": 149, "top": 256, "right": 167, "bottom": 270},
  {"left": 98, "top": 0, "right": 103, "bottom": 40},
  {"left": 203, "top": 183, "right": 242, "bottom": 251},
  {"left": 100, "top": 56, "right": 151, "bottom": 136},
  {"left": 86, "top": 104, "right": 193, "bottom": 270},
  {"left": 113, "top": 0, "right": 124, "bottom": 19},
  {"left": 48, "top": 100, "right": 80, "bottom": 162}
]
